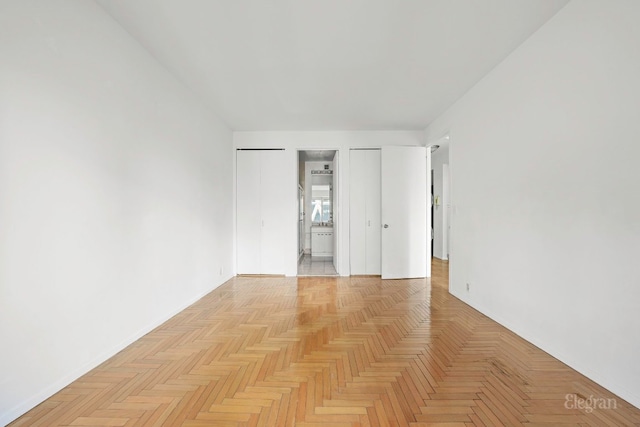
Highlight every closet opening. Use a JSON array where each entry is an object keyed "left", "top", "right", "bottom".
[{"left": 297, "top": 150, "right": 338, "bottom": 276}]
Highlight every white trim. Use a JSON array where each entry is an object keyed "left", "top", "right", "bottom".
[{"left": 450, "top": 289, "right": 640, "bottom": 409}]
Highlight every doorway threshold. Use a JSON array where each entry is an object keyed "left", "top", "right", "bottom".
[{"left": 297, "top": 254, "right": 337, "bottom": 276}]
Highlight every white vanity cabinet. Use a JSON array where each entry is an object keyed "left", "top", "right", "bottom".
[{"left": 311, "top": 227, "right": 333, "bottom": 257}]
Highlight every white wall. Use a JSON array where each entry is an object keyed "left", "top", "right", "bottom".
[
  {"left": 427, "top": 0, "right": 640, "bottom": 408},
  {"left": 0, "top": 1, "right": 234, "bottom": 424},
  {"left": 431, "top": 145, "right": 449, "bottom": 260},
  {"left": 234, "top": 131, "right": 424, "bottom": 276}
]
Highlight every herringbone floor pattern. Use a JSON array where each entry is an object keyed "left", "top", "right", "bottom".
[{"left": 10, "top": 260, "right": 640, "bottom": 426}]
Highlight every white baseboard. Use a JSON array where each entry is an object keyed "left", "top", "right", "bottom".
[
  {"left": 0, "top": 275, "right": 233, "bottom": 427},
  {"left": 449, "top": 289, "right": 640, "bottom": 410}
]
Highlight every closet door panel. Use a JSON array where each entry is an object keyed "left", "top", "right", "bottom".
[
  {"left": 236, "top": 150, "right": 262, "bottom": 274},
  {"left": 260, "top": 150, "right": 288, "bottom": 274},
  {"left": 349, "top": 150, "right": 367, "bottom": 275},
  {"left": 365, "top": 150, "right": 382, "bottom": 275}
]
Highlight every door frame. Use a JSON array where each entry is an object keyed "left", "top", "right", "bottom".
[
  {"left": 426, "top": 133, "right": 452, "bottom": 283},
  {"left": 296, "top": 148, "right": 342, "bottom": 276}
]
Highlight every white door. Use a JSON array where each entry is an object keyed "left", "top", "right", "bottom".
[
  {"left": 349, "top": 149, "right": 381, "bottom": 275},
  {"left": 365, "top": 150, "right": 381, "bottom": 274},
  {"left": 349, "top": 150, "right": 367, "bottom": 274},
  {"left": 381, "top": 146, "right": 427, "bottom": 279},
  {"left": 260, "top": 150, "right": 288, "bottom": 274},
  {"left": 236, "top": 149, "right": 287, "bottom": 275},
  {"left": 236, "top": 150, "right": 262, "bottom": 274}
]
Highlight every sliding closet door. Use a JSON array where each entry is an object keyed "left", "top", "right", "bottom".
[
  {"left": 260, "top": 150, "right": 288, "bottom": 274},
  {"left": 365, "top": 150, "right": 381, "bottom": 274},
  {"left": 349, "top": 150, "right": 367, "bottom": 274},
  {"left": 349, "top": 149, "right": 381, "bottom": 275},
  {"left": 236, "top": 150, "right": 262, "bottom": 274},
  {"left": 237, "top": 149, "right": 288, "bottom": 275}
]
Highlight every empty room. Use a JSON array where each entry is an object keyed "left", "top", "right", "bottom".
[{"left": 1, "top": 0, "right": 639, "bottom": 426}]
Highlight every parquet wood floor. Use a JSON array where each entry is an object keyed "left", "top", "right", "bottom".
[{"left": 10, "top": 260, "right": 640, "bottom": 426}]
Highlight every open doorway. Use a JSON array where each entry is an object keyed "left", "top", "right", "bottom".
[
  {"left": 430, "top": 136, "right": 451, "bottom": 262},
  {"left": 297, "top": 150, "right": 338, "bottom": 276}
]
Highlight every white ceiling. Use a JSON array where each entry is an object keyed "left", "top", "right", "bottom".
[{"left": 97, "top": 0, "right": 568, "bottom": 131}]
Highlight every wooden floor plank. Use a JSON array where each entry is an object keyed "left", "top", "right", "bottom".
[{"left": 9, "top": 260, "right": 640, "bottom": 426}]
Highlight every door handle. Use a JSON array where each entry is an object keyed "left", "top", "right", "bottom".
[{"left": 383, "top": 224, "right": 389, "bottom": 228}]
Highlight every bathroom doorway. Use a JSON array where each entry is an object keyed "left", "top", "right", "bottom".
[{"left": 297, "top": 150, "right": 338, "bottom": 276}]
